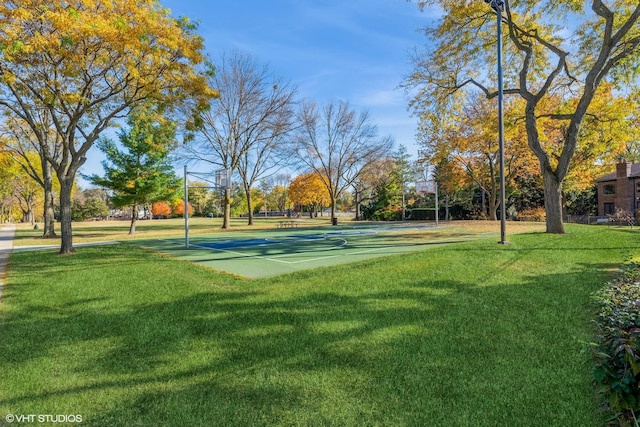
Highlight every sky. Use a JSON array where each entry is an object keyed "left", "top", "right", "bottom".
[{"left": 79, "top": 0, "right": 441, "bottom": 186}]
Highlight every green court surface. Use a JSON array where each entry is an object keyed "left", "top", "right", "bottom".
[{"left": 133, "top": 223, "right": 496, "bottom": 278}]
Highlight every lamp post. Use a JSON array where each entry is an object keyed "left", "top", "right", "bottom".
[{"left": 485, "top": 0, "right": 507, "bottom": 244}]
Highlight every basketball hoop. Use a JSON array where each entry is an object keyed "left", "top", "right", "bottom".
[
  {"left": 415, "top": 180, "right": 439, "bottom": 226},
  {"left": 416, "top": 180, "right": 436, "bottom": 194},
  {"left": 215, "top": 168, "right": 231, "bottom": 189}
]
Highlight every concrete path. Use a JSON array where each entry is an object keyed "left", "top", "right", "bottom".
[{"left": 0, "top": 224, "right": 16, "bottom": 301}]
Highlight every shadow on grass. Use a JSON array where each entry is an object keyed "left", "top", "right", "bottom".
[{"left": 0, "top": 239, "right": 614, "bottom": 426}]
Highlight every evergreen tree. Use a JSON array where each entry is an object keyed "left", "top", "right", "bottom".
[{"left": 87, "top": 105, "right": 181, "bottom": 234}]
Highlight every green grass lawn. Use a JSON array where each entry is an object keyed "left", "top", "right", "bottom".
[{"left": 1, "top": 224, "right": 637, "bottom": 426}]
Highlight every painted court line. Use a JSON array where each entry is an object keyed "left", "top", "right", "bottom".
[
  {"left": 187, "top": 241, "right": 295, "bottom": 265},
  {"left": 258, "top": 238, "right": 349, "bottom": 263},
  {"left": 187, "top": 236, "right": 350, "bottom": 265},
  {"left": 276, "top": 243, "right": 398, "bottom": 265},
  {"left": 156, "top": 226, "right": 440, "bottom": 270}
]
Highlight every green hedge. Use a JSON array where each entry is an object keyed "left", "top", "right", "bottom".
[{"left": 592, "top": 264, "right": 640, "bottom": 425}]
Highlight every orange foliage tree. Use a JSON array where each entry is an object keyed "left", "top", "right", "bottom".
[
  {"left": 151, "top": 202, "right": 172, "bottom": 218},
  {"left": 172, "top": 200, "right": 193, "bottom": 217}
]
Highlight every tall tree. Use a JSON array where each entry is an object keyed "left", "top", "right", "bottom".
[
  {"left": 1, "top": 116, "right": 58, "bottom": 237},
  {"left": 391, "top": 145, "right": 416, "bottom": 220},
  {"left": 187, "top": 181, "right": 213, "bottom": 217},
  {"left": 72, "top": 189, "right": 110, "bottom": 221},
  {"left": 292, "top": 100, "right": 393, "bottom": 224},
  {"left": 0, "top": 0, "right": 213, "bottom": 252},
  {"left": 352, "top": 158, "right": 396, "bottom": 220},
  {"left": 267, "top": 173, "right": 292, "bottom": 215},
  {"left": 422, "top": 94, "right": 536, "bottom": 220},
  {"left": 264, "top": 173, "right": 291, "bottom": 215},
  {"left": 289, "top": 173, "right": 331, "bottom": 218},
  {"left": 560, "top": 83, "right": 638, "bottom": 191},
  {"left": 0, "top": 151, "right": 20, "bottom": 223},
  {"left": 186, "top": 50, "right": 297, "bottom": 228},
  {"left": 432, "top": 157, "right": 469, "bottom": 221},
  {"left": 12, "top": 160, "right": 41, "bottom": 224},
  {"left": 86, "top": 105, "right": 182, "bottom": 235},
  {"left": 405, "top": 0, "right": 640, "bottom": 233},
  {"left": 269, "top": 185, "right": 290, "bottom": 216}
]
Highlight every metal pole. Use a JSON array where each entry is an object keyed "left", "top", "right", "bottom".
[
  {"left": 184, "top": 165, "right": 189, "bottom": 249},
  {"left": 491, "top": 0, "right": 507, "bottom": 244},
  {"left": 402, "top": 181, "right": 406, "bottom": 221},
  {"left": 435, "top": 181, "right": 439, "bottom": 227}
]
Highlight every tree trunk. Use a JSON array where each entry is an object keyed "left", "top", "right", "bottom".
[
  {"left": 489, "top": 160, "right": 499, "bottom": 221},
  {"left": 58, "top": 178, "right": 75, "bottom": 254},
  {"left": 246, "top": 186, "right": 254, "bottom": 226},
  {"left": 128, "top": 205, "right": 138, "bottom": 235},
  {"left": 524, "top": 99, "right": 568, "bottom": 234},
  {"left": 543, "top": 168, "right": 565, "bottom": 234},
  {"left": 445, "top": 194, "right": 450, "bottom": 221},
  {"left": 481, "top": 190, "right": 486, "bottom": 218},
  {"left": 42, "top": 163, "right": 57, "bottom": 238},
  {"left": 222, "top": 188, "right": 231, "bottom": 229},
  {"left": 354, "top": 189, "right": 361, "bottom": 221},
  {"left": 23, "top": 194, "right": 35, "bottom": 225},
  {"left": 488, "top": 197, "right": 498, "bottom": 221},
  {"left": 331, "top": 198, "right": 337, "bottom": 225}
]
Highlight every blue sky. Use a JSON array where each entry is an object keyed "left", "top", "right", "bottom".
[{"left": 80, "top": 0, "right": 441, "bottom": 185}]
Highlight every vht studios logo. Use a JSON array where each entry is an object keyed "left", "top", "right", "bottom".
[{"left": 5, "top": 413, "right": 83, "bottom": 424}]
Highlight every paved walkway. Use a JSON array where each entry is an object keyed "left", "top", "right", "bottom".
[{"left": 0, "top": 224, "right": 16, "bottom": 301}]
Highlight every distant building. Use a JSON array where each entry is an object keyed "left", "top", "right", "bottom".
[{"left": 595, "top": 160, "right": 640, "bottom": 217}]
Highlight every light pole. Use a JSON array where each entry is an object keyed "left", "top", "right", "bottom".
[{"left": 485, "top": 0, "right": 507, "bottom": 244}]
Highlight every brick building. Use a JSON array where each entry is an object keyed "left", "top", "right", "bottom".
[{"left": 596, "top": 160, "right": 640, "bottom": 217}]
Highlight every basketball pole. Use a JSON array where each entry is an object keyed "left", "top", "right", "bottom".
[
  {"left": 184, "top": 165, "right": 189, "bottom": 249},
  {"left": 496, "top": 0, "right": 507, "bottom": 244},
  {"left": 485, "top": 0, "right": 507, "bottom": 244}
]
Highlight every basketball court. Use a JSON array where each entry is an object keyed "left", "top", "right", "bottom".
[{"left": 133, "top": 222, "right": 495, "bottom": 278}]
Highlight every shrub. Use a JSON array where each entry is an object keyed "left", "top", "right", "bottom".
[
  {"left": 516, "top": 206, "right": 546, "bottom": 222},
  {"left": 151, "top": 201, "right": 172, "bottom": 217},
  {"left": 371, "top": 205, "right": 402, "bottom": 221},
  {"left": 609, "top": 209, "right": 635, "bottom": 227},
  {"left": 592, "top": 264, "right": 640, "bottom": 426}
]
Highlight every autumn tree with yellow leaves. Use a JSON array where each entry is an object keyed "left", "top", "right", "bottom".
[
  {"left": 405, "top": 0, "right": 640, "bottom": 233},
  {"left": 0, "top": 151, "right": 22, "bottom": 223},
  {"left": 422, "top": 94, "right": 537, "bottom": 220},
  {"left": 0, "top": 0, "right": 214, "bottom": 252},
  {"left": 289, "top": 173, "right": 331, "bottom": 218},
  {"left": 1, "top": 117, "right": 62, "bottom": 237}
]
